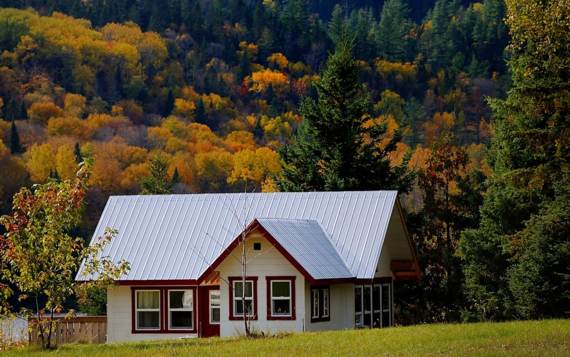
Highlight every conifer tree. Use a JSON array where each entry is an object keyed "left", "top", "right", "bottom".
[
  {"left": 460, "top": 0, "right": 570, "bottom": 320},
  {"left": 74, "top": 142, "right": 83, "bottom": 164},
  {"left": 9, "top": 119, "right": 22, "bottom": 154},
  {"left": 140, "top": 156, "right": 173, "bottom": 194},
  {"left": 278, "top": 39, "right": 413, "bottom": 192},
  {"left": 376, "top": 0, "right": 414, "bottom": 61}
]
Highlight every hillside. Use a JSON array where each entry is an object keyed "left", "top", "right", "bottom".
[
  {"left": 7, "top": 320, "right": 570, "bottom": 356},
  {"left": 0, "top": 1, "right": 506, "bottom": 226}
]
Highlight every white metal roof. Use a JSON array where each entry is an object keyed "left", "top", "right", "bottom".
[
  {"left": 77, "top": 191, "right": 398, "bottom": 281},
  {"left": 256, "top": 218, "right": 353, "bottom": 280}
]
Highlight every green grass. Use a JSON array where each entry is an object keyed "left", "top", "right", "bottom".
[{"left": 6, "top": 320, "right": 570, "bottom": 356}]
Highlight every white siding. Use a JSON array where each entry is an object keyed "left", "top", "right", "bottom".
[
  {"left": 375, "top": 204, "right": 413, "bottom": 278},
  {"left": 106, "top": 286, "right": 197, "bottom": 343},
  {"left": 217, "top": 233, "right": 306, "bottom": 337},
  {"left": 304, "top": 283, "right": 354, "bottom": 331}
]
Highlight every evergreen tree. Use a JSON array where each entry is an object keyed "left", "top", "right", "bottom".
[
  {"left": 163, "top": 89, "right": 175, "bottom": 117},
  {"left": 278, "top": 39, "right": 413, "bottom": 192},
  {"left": 171, "top": 167, "right": 180, "bottom": 186},
  {"left": 194, "top": 98, "right": 206, "bottom": 124},
  {"left": 9, "top": 119, "right": 22, "bottom": 154},
  {"left": 376, "top": 0, "right": 414, "bottom": 61},
  {"left": 328, "top": 4, "right": 346, "bottom": 46},
  {"left": 140, "top": 156, "right": 173, "bottom": 194},
  {"left": 74, "top": 142, "right": 83, "bottom": 164},
  {"left": 460, "top": 0, "right": 570, "bottom": 320}
]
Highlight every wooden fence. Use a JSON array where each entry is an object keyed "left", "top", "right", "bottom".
[{"left": 29, "top": 316, "right": 106, "bottom": 345}]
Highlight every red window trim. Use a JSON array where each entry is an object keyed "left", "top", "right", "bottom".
[
  {"left": 310, "top": 286, "right": 330, "bottom": 322},
  {"left": 131, "top": 286, "right": 197, "bottom": 334},
  {"left": 228, "top": 276, "right": 258, "bottom": 321},
  {"left": 266, "top": 276, "right": 296, "bottom": 320}
]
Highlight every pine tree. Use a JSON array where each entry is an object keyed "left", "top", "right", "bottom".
[
  {"left": 171, "top": 167, "right": 180, "bottom": 186},
  {"left": 74, "top": 142, "right": 83, "bottom": 164},
  {"left": 328, "top": 4, "right": 346, "bottom": 45},
  {"left": 163, "top": 90, "right": 175, "bottom": 117},
  {"left": 140, "top": 156, "right": 173, "bottom": 194},
  {"left": 194, "top": 98, "right": 207, "bottom": 124},
  {"left": 376, "top": 0, "right": 414, "bottom": 61},
  {"left": 9, "top": 119, "right": 23, "bottom": 154},
  {"left": 278, "top": 39, "right": 413, "bottom": 192},
  {"left": 459, "top": 0, "right": 570, "bottom": 320}
]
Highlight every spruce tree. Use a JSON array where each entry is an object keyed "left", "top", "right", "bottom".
[
  {"left": 194, "top": 99, "right": 207, "bottom": 124},
  {"left": 74, "top": 142, "right": 83, "bottom": 164},
  {"left": 376, "top": 0, "right": 414, "bottom": 61},
  {"left": 278, "top": 39, "right": 413, "bottom": 192},
  {"left": 9, "top": 119, "right": 22, "bottom": 154},
  {"left": 140, "top": 156, "right": 173, "bottom": 194},
  {"left": 460, "top": 0, "right": 570, "bottom": 320}
]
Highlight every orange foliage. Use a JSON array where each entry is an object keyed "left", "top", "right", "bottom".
[
  {"left": 423, "top": 112, "right": 456, "bottom": 146},
  {"left": 27, "top": 102, "right": 63, "bottom": 124},
  {"left": 248, "top": 69, "right": 289, "bottom": 94}
]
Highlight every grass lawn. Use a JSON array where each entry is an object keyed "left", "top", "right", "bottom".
[{"left": 6, "top": 319, "right": 570, "bottom": 356}]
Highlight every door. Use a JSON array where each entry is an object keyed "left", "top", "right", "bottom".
[{"left": 198, "top": 286, "right": 220, "bottom": 337}]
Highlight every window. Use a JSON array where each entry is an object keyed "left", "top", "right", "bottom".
[
  {"left": 253, "top": 242, "right": 262, "bottom": 251},
  {"left": 135, "top": 290, "right": 160, "bottom": 330},
  {"left": 355, "top": 280, "right": 392, "bottom": 328},
  {"left": 229, "top": 277, "right": 258, "bottom": 320},
  {"left": 311, "top": 286, "right": 330, "bottom": 322},
  {"left": 266, "top": 277, "right": 295, "bottom": 319},
  {"left": 168, "top": 290, "right": 194, "bottom": 330},
  {"left": 311, "top": 289, "right": 320, "bottom": 319},
  {"left": 209, "top": 290, "right": 221, "bottom": 324}
]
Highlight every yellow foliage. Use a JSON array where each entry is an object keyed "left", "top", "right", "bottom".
[
  {"left": 375, "top": 60, "right": 417, "bottom": 82},
  {"left": 224, "top": 131, "right": 256, "bottom": 152},
  {"left": 267, "top": 53, "right": 289, "bottom": 70},
  {"left": 173, "top": 98, "right": 196, "bottom": 118},
  {"left": 228, "top": 147, "right": 281, "bottom": 187},
  {"left": 25, "top": 143, "right": 56, "bottom": 182},
  {"left": 423, "top": 112, "right": 456, "bottom": 146},
  {"left": 120, "top": 162, "right": 149, "bottom": 190},
  {"left": 248, "top": 69, "right": 289, "bottom": 94},
  {"left": 409, "top": 146, "right": 431, "bottom": 171},
  {"left": 27, "top": 101, "right": 64, "bottom": 125},
  {"left": 55, "top": 144, "right": 78, "bottom": 180},
  {"left": 63, "top": 93, "right": 87, "bottom": 117},
  {"left": 47, "top": 117, "right": 87, "bottom": 139},
  {"left": 194, "top": 150, "right": 234, "bottom": 191}
]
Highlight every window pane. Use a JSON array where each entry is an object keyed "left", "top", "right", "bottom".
[
  {"left": 272, "top": 281, "right": 290, "bottom": 298},
  {"left": 355, "top": 287, "right": 362, "bottom": 313},
  {"left": 363, "top": 286, "right": 371, "bottom": 312},
  {"left": 312, "top": 290, "right": 319, "bottom": 317},
  {"left": 322, "top": 289, "right": 329, "bottom": 316},
  {"left": 211, "top": 307, "right": 220, "bottom": 323},
  {"left": 137, "top": 291, "right": 159, "bottom": 309},
  {"left": 363, "top": 312, "right": 371, "bottom": 327},
  {"left": 234, "top": 282, "right": 243, "bottom": 298},
  {"left": 170, "top": 311, "right": 193, "bottom": 328},
  {"left": 235, "top": 299, "right": 243, "bottom": 315},
  {"left": 234, "top": 281, "right": 253, "bottom": 298},
  {"left": 137, "top": 311, "right": 159, "bottom": 329},
  {"left": 170, "top": 291, "right": 193, "bottom": 309},
  {"left": 355, "top": 313, "right": 362, "bottom": 326},
  {"left": 273, "top": 299, "right": 290, "bottom": 315},
  {"left": 245, "top": 281, "right": 252, "bottom": 297},
  {"left": 382, "top": 284, "right": 390, "bottom": 309},
  {"left": 373, "top": 312, "right": 381, "bottom": 328},
  {"left": 210, "top": 291, "right": 220, "bottom": 307},
  {"left": 382, "top": 311, "right": 391, "bottom": 327},
  {"left": 373, "top": 286, "right": 381, "bottom": 311},
  {"left": 234, "top": 299, "right": 253, "bottom": 316}
]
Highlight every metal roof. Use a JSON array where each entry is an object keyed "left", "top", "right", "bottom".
[
  {"left": 256, "top": 218, "right": 353, "bottom": 280},
  {"left": 77, "top": 191, "right": 398, "bottom": 281}
]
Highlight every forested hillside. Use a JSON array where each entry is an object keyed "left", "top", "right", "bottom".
[{"left": 0, "top": 0, "right": 506, "bottom": 228}]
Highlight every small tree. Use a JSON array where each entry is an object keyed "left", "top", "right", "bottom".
[
  {"left": 140, "top": 155, "right": 173, "bottom": 194},
  {"left": 9, "top": 119, "right": 22, "bottom": 154},
  {"left": 0, "top": 166, "right": 129, "bottom": 349}
]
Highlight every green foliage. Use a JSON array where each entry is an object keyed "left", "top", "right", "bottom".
[
  {"left": 0, "top": 166, "right": 129, "bottom": 349},
  {"left": 279, "top": 39, "right": 413, "bottom": 192},
  {"left": 459, "top": 0, "right": 570, "bottom": 321},
  {"left": 140, "top": 155, "right": 173, "bottom": 194},
  {"left": 376, "top": 0, "right": 414, "bottom": 61}
]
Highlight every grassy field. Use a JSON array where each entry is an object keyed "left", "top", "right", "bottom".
[{"left": 6, "top": 319, "right": 570, "bottom": 356}]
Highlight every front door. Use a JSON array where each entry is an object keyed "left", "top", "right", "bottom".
[{"left": 198, "top": 286, "right": 220, "bottom": 337}]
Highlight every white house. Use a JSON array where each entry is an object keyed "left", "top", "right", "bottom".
[{"left": 77, "top": 191, "right": 419, "bottom": 343}]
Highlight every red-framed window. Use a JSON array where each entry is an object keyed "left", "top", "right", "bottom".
[
  {"left": 228, "top": 277, "right": 258, "bottom": 320},
  {"left": 131, "top": 287, "right": 197, "bottom": 333},
  {"left": 310, "top": 286, "right": 330, "bottom": 322},
  {"left": 266, "top": 276, "right": 296, "bottom": 320}
]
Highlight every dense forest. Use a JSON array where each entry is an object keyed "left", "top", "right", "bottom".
[{"left": 0, "top": 0, "right": 567, "bottom": 323}]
